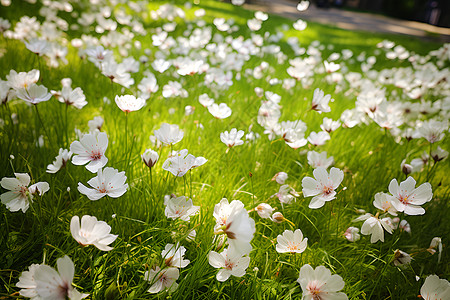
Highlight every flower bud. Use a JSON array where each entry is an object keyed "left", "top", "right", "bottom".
[
  {"left": 272, "top": 172, "right": 288, "bottom": 184},
  {"left": 255, "top": 203, "right": 274, "bottom": 219},
  {"left": 141, "top": 149, "right": 159, "bottom": 168},
  {"left": 271, "top": 212, "right": 284, "bottom": 223}
]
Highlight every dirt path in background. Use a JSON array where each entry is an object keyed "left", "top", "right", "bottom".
[{"left": 244, "top": 0, "right": 450, "bottom": 43}]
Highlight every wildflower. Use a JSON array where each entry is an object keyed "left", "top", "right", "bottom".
[
  {"left": 272, "top": 172, "right": 288, "bottom": 184},
  {"left": 1, "top": 173, "right": 49, "bottom": 213},
  {"left": 271, "top": 212, "right": 285, "bottom": 223},
  {"left": 311, "top": 88, "right": 332, "bottom": 113},
  {"left": 307, "top": 151, "right": 334, "bottom": 169},
  {"left": 420, "top": 275, "right": 450, "bottom": 300},
  {"left": 213, "top": 199, "right": 255, "bottom": 255},
  {"left": 344, "top": 227, "right": 360, "bottom": 242},
  {"left": 141, "top": 149, "right": 159, "bottom": 168},
  {"left": 70, "top": 132, "right": 108, "bottom": 173},
  {"left": 52, "top": 79, "right": 87, "bottom": 109},
  {"left": 373, "top": 192, "right": 398, "bottom": 216},
  {"left": 388, "top": 176, "right": 432, "bottom": 215},
  {"left": 47, "top": 148, "right": 72, "bottom": 174},
  {"left": 77, "top": 167, "right": 128, "bottom": 201},
  {"left": 418, "top": 120, "right": 447, "bottom": 143},
  {"left": 208, "top": 103, "right": 232, "bottom": 119},
  {"left": 154, "top": 123, "right": 184, "bottom": 146},
  {"left": 302, "top": 167, "right": 344, "bottom": 209},
  {"left": 25, "top": 38, "right": 49, "bottom": 56},
  {"left": 427, "top": 237, "right": 442, "bottom": 263},
  {"left": 6, "top": 69, "right": 40, "bottom": 90},
  {"left": 208, "top": 247, "right": 250, "bottom": 282},
  {"left": 320, "top": 117, "right": 341, "bottom": 133},
  {"left": 162, "top": 243, "right": 190, "bottom": 268},
  {"left": 307, "top": 131, "right": 331, "bottom": 146},
  {"left": 164, "top": 195, "right": 199, "bottom": 221},
  {"left": 199, "top": 93, "right": 214, "bottom": 107},
  {"left": 431, "top": 146, "right": 448, "bottom": 162},
  {"left": 16, "top": 256, "right": 88, "bottom": 300},
  {"left": 70, "top": 215, "right": 117, "bottom": 251},
  {"left": 297, "top": 264, "right": 348, "bottom": 300},
  {"left": 254, "top": 203, "right": 274, "bottom": 219},
  {"left": 115, "top": 95, "right": 145, "bottom": 113},
  {"left": 393, "top": 249, "right": 412, "bottom": 266},
  {"left": 144, "top": 266, "right": 179, "bottom": 294},
  {"left": 354, "top": 213, "right": 394, "bottom": 243},
  {"left": 162, "top": 149, "right": 206, "bottom": 177},
  {"left": 274, "top": 184, "right": 299, "bottom": 205},
  {"left": 276, "top": 229, "right": 308, "bottom": 254},
  {"left": 15, "top": 83, "right": 52, "bottom": 105},
  {"left": 220, "top": 128, "right": 244, "bottom": 148}
]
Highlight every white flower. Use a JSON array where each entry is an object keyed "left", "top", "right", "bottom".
[
  {"left": 393, "top": 249, "right": 412, "bottom": 266},
  {"left": 220, "top": 128, "right": 244, "bottom": 148},
  {"left": 373, "top": 192, "right": 398, "bottom": 216},
  {"left": 255, "top": 203, "right": 274, "bottom": 219},
  {"left": 70, "top": 132, "right": 108, "bottom": 173},
  {"left": 47, "top": 148, "right": 72, "bottom": 174},
  {"left": 213, "top": 199, "right": 255, "bottom": 255},
  {"left": 162, "top": 149, "right": 206, "bottom": 177},
  {"left": 141, "top": 149, "right": 159, "bottom": 168},
  {"left": 16, "top": 256, "right": 88, "bottom": 300},
  {"left": 199, "top": 93, "right": 214, "bottom": 107},
  {"left": 208, "top": 247, "right": 250, "bottom": 282},
  {"left": 307, "top": 131, "right": 331, "bottom": 146},
  {"left": 418, "top": 120, "right": 447, "bottom": 143},
  {"left": 427, "top": 237, "right": 442, "bottom": 263},
  {"left": 1, "top": 173, "right": 49, "bottom": 213},
  {"left": 307, "top": 151, "right": 334, "bottom": 169},
  {"left": 6, "top": 69, "right": 39, "bottom": 90},
  {"left": 420, "top": 275, "right": 450, "bottom": 300},
  {"left": 58, "top": 86, "right": 87, "bottom": 109},
  {"left": 162, "top": 243, "right": 190, "bottom": 268},
  {"left": 272, "top": 172, "right": 288, "bottom": 184},
  {"left": 115, "top": 94, "right": 145, "bottom": 113},
  {"left": 431, "top": 146, "right": 448, "bottom": 162},
  {"left": 164, "top": 195, "right": 199, "bottom": 221},
  {"left": 293, "top": 19, "right": 307, "bottom": 31},
  {"left": 355, "top": 213, "right": 394, "bottom": 243},
  {"left": 344, "top": 227, "right": 360, "bottom": 242},
  {"left": 15, "top": 83, "right": 52, "bottom": 105},
  {"left": 388, "top": 176, "right": 432, "bottom": 215},
  {"left": 70, "top": 215, "right": 117, "bottom": 251},
  {"left": 144, "top": 267, "right": 179, "bottom": 294},
  {"left": 302, "top": 167, "right": 344, "bottom": 209},
  {"left": 77, "top": 167, "right": 128, "bottom": 201},
  {"left": 154, "top": 123, "right": 184, "bottom": 146},
  {"left": 275, "top": 184, "right": 299, "bottom": 205},
  {"left": 320, "top": 117, "right": 341, "bottom": 133},
  {"left": 297, "top": 264, "right": 348, "bottom": 300},
  {"left": 208, "top": 103, "right": 232, "bottom": 119},
  {"left": 276, "top": 229, "right": 308, "bottom": 253},
  {"left": 311, "top": 88, "right": 332, "bottom": 113}
]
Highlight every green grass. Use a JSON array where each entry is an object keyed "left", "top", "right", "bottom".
[{"left": 0, "top": 0, "right": 449, "bottom": 299}]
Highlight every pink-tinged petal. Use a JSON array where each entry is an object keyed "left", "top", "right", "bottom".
[
  {"left": 329, "top": 167, "right": 344, "bottom": 189},
  {"left": 208, "top": 251, "right": 225, "bottom": 268},
  {"left": 302, "top": 177, "right": 320, "bottom": 197},
  {"left": 308, "top": 196, "right": 326, "bottom": 209},
  {"left": 216, "top": 269, "right": 231, "bottom": 282},
  {"left": 56, "top": 256, "right": 74, "bottom": 285},
  {"left": 313, "top": 167, "right": 329, "bottom": 183},
  {"left": 409, "top": 183, "right": 432, "bottom": 205},
  {"left": 399, "top": 176, "right": 416, "bottom": 194},
  {"left": 388, "top": 178, "right": 399, "bottom": 197},
  {"left": 404, "top": 205, "right": 425, "bottom": 216}
]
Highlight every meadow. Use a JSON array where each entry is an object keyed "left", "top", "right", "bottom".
[{"left": 0, "top": 0, "right": 449, "bottom": 299}]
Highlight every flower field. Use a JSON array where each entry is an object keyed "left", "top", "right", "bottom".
[{"left": 0, "top": 0, "right": 449, "bottom": 299}]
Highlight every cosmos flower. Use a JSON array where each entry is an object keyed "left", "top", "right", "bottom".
[
  {"left": 220, "top": 128, "right": 244, "bottom": 148},
  {"left": 162, "top": 243, "right": 190, "bottom": 268},
  {"left": 164, "top": 195, "right": 200, "bottom": 221},
  {"left": 77, "top": 167, "right": 128, "bottom": 201},
  {"left": 144, "top": 266, "right": 179, "bottom": 294},
  {"left": 272, "top": 172, "right": 288, "bottom": 184},
  {"left": 162, "top": 149, "right": 207, "bottom": 177},
  {"left": 307, "top": 151, "right": 334, "bottom": 169},
  {"left": 154, "top": 123, "right": 184, "bottom": 146},
  {"left": 276, "top": 229, "right": 308, "bottom": 254},
  {"left": 47, "top": 148, "right": 72, "bottom": 174},
  {"left": 302, "top": 167, "right": 344, "bottom": 209},
  {"left": 354, "top": 213, "right": 394, "bottom": 243},
  {"left": 1, "top": 173, "right": 49, "bottom": 213},
  {"left": 344, "top": 227, "right": 360, "bottom": 242},
  {"left": 311, "top": 88, "right": 332, "bottom": 113},
  {"left": 388, "top": 176, "right": 432, "bottom": 215},
  {"left": 373, "top": 192, "right": 398, "bottom": 216},
  {"left": 70, "top": 215, "right": 117, "bottom": 251},
  {"left": 297, "top": 264, "right": 348, "bottom": 300},
  {"left": 420, "top": 275, "right": 450, "bottom": 300},
  {"left": 141, "top": 149, "right": 159, "bottom": 168},
  {"left": 70, "top": 132, "right": 108, "bottom": 173},
  {"left": 208, "top": 103, "right": 232, "bottom": 119},
  {"left": 115, "top": 94, "right": 145, "bottom": 113},
  {"left": 16, "top": 256, "right": 88, "bottom": 300},
  {"left": 15, "top": 83, "right": 52, "bottom": 105},
  {"left": 208, "top": 247, "right": 250, "bottom": 282}
]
